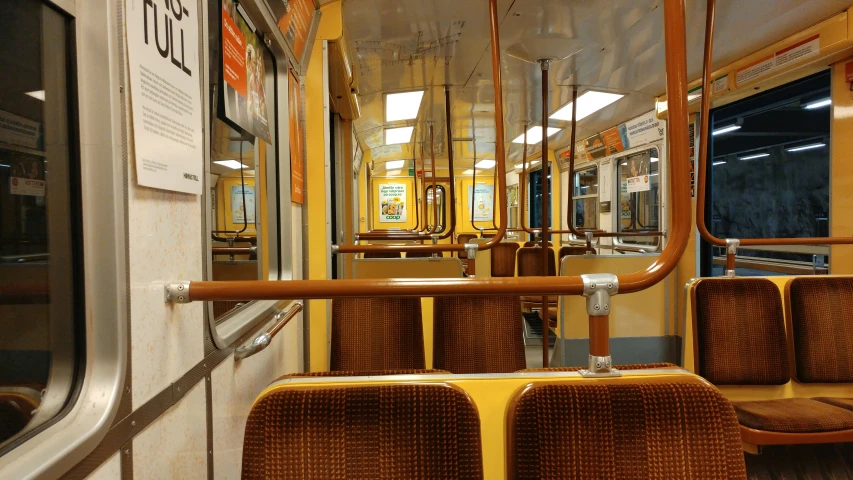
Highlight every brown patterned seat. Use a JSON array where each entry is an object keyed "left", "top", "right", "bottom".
[
  {"left": 692, "top": 278, "right": 790, "bottom": 385},
  {"left": 732, "top": 398, "right": 853, "bottom": 433},
  {"left": 508, "top": 382, "right": 747, "bottom": 479},
  {"left": 786, "top": 277, "right": 853, "bottom": 383},
  {"left": 517, "top": 362, "right": 679, "bottom": 373},
  {"left": 489, "top": 242, "right": 519, "bottom": 277},
  {"left": 242, "top": 384, "right": 483, "bottom": 479},
  {"left": 362, "top": 251, "right": 402, "bottom": 258},
  {"left": 516, "top": 247, "right": 556, "bottom": 277},
  {"left": 433, "top": 296, "right": 525, "bottom": 373},
  {"left": 330, "top": 297, "right": 425, "bottom": 371},
  {"left": 813, "top": 397, "right": 853, "bottom": 412}
]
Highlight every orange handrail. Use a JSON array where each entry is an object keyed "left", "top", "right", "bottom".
[{"left": 696, "top": 0, "right": 853, "bottom": 249}]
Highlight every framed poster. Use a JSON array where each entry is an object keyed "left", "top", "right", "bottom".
[
  {"left": 220, "top": 0, "right": 271, "bottom": 143},
  {"left": 468, "top": 184, "right": 495, "bottom": 221},
  {"left": 289, "top": 71, "right": 304, "bottom": 204},
  {"left": 230, "top": 184, "right": 255, "bottom": 224},
  {"left": 378, "top": 183, "right": 407, "bottom": 223}
]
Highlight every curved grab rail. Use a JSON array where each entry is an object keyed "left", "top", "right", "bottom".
[
  {"left": 695, "top": 0, "right": 853, "bottom": 249},
  {"left": 234, "top": 302, "right": 303, "bottom": 360},
  {"left": 165, "top": 0, "right": 691, "bottom": 301}
]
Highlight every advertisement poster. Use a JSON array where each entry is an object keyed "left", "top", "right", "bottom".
[
  {"left": 221, "top": 0, "right": 271, "bottom": 143},
  {"left": 0, "top": 110, "right": 42, "bottom": 151},
  {"left": 507, "top": 184, "right": 518, "bottom": 206},
  {"left": 620, "top": 180, "right": 631, "bottom": 219},
  {"left": 468, "top": 184, "right": 495, "bottom": 221},
  {"left": 8, "top": 154, "right": 45, "bottom": 197},
  {"left": 289, "top": 71, "right": 304, "bottom": 204},
  {"left": 583, "top": 126, "right": 624, "bottom": 160},
  {"left": 230, "top": 185, "right": 255, "bottom": 224},
  {"left": 599, "top": 159, "right": 612, "bottom": 201},
  {"left": 620, "top": 111, "right": 664, "bottom": 149},
  {"left": 626, "top": 175, "right": 651, "bottom": 193},
  {"left": 378, "top": 183, "right": 407, "bottom": 223},
  {"left": 125, "top": 0, "right": 204, "bottom": 194},
  {"left": 270, "top": 0, "right": 315, "bottom": 62}
]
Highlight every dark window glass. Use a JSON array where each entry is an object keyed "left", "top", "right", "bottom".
[
  {"left": 706, "top": 71, "right": 830, "bottom": 276},
  {"left": 572, "top": 167, "right": 598, "bottom": 230},
  {"left": 528, "top": 168, "right": 552, "bottom": 242},
  {"left": 0, "top": 0, "right": 81, "bottom": 450},
  {"left": 616, "top": 148, "right": 660, "bottom": 247}
]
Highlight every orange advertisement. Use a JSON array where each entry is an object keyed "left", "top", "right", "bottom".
[
  {"left": 221, "top": 6, "right": 246, "bottom": 97},
  {"left": 583, "top": 126, "right": 625, "bottom": 160},
  {"left": 272, "top": 0, "right": 316, "bottom": 62},
  {"left": 289, "top": 71, "right": 304, "bottom": 204}
]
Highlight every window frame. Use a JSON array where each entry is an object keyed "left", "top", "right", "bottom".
[
  {"left": 203, "top": 0, "right": 298, "bottom": 350},
  {"left": 570, "top": 165, "right": 600, "bottom": 237},
  {"left": 612, "top": 143, "right": 667, "bottom": 252}
]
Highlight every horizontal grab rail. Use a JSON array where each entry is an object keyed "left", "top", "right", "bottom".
[{"left": 234, "top": 302, "right": 303, "bottom": 360}]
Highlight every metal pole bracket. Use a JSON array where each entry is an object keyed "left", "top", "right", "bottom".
[
  {"left": 725, "top": 238, "right": 740, "bottom": 278},
  {"left": 464, "top": 243, "right": 479, "bottom": 260},
  {"left": 164, "top": 281, "right": 191, "bottom": 304},
  {"left": 579, "top": 273, "right": 620, "bottom": 378}
]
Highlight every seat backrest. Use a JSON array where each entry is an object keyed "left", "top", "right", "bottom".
[
  {"left": 516, "top": 247, "right": 556, "bottom": 277},
  {"left": 243, "top": 384, "right": 483, "bottom": 479},
  {"left": 331, "top": 297, "right": 425, "bottom": 371},
  {"left": 522, "top": 241, "right": 553, "bottom": 248},
  {"left": 787, "top": 277, "right": 853, "bottom": 383},
  {"left": 405, "top": 250, "right": 444, "bottom": 258},
  {"left": 456, "top": 233, "right": 477, "bottom": 258},
  {"left": 692, "top": 278, "right": 789, "bottom": 385},
  {"left": 508, "top": 382, "right": 747, "bottom": 479},
  {"left": 558, "top": 245, "right": 592, "bottom": 259},
  {"left": 363, "top": 251, "right": 402, "bottom": 259},
  {"left": 490, "top": 242, "right": 520, "bottom": 277},
  {"left": 433, "top": 296, "right": 525, "bottom": 373}
]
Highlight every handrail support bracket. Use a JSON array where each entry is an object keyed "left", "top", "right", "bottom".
[
  {"left": 165, "top": 281, "right": 191, "bottom": 304},
  {"left": 725, "top": 238, "right": 740, "bottom": 277},
  {"left": 579, "top": 273, "right": 621, "bottom": 378}
]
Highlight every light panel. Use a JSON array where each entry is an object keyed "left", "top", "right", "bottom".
[
  {"left": 25, "top": 90, "right": 45, "bottom": 101},
  {"left": 511, "top": 127, "right": 561, "bottom": 144},
  {"left": 804, "top": 98, "right": 831, "bottom": 109},
  {"left": 385, "top": 126, "right": 414, "bottom": 145},
  {"left": 214, "top": 160, "right": 249, "bottom": 169},
  {"left": 739, "top": 153, "right": 769, "bottom": 161},
  {"left": 550, "top": 91, "right": 625, "bottom": 122},
  {"left": 712, "top": 161, "right": 727, "bottom": 166},
  {"left": 712, "top": 125, "right": 741, "bottom": 136},
  {"left": 385, "top": 160, "right": 405, "bottom": 169},
  {"left": 474, "top": 159, "right": 496, "bottom": 169},
  {"left": 385, "top": 90, "right": 425, "bottom": 122},
  {"left": 786, "top": 143, "right": 825, "bottom": 152},
  {"left": 514, "top": 160, "right": 540, "bottom": 169}
]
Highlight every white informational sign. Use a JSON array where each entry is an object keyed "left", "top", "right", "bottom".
[
  {"left": 0, "top": 110, "right": 42, "bottom": 151},
  {"left": 10, "top": 177, "right": 46, "bottom": 197},
  {"left": 468, "top": 184, "right": 495, "bottom": 221},
  {"left": 620, "top": 111, "right": 665, "bottom": 149},
  {"left": 599, "top": 159, "right": 612, "bottom": 201},
  {"left": 230, "top": 185, "right": 255, "bottom": 223},
  {"left": 126, "top": 0, "right": 203, "bottom": 194},
  {"left": 626, "top": 175, "right": 651, "bottom": 193},
  {"left": 378, "top": 183, "right": 407, "bottom": 223},
  {"left": 736, "top": 35, "right": 819, "bottom": 86}
]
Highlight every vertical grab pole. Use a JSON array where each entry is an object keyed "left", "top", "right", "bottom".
[
  {"left": 567, "top": 85, "right": 581, "bottom": 238},
  {"left": 430, "top": 125, "right": 438, "bottom": 234},
  {"left": 440, "top": 85, "right": 457, "bottom": 240},
  {"left": 540, "top": 59, "right": 551, "bottom": 368}
]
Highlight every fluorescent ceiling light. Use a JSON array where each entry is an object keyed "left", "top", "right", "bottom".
[
  {"left": 786, "top": 142, "right": 825, "bottom": 152},
  {"left": 474, "top": 159, "right": 496, "bottom": 169},
  {"left": 620, "top": 162, "right": 628, "bottom": 166},
  {"left": 712, "top": 125, "right": 741, "bottom": 136},
  {"left": 550, "top": 91, "right": 625, "bottom": 121},
  {"left": 385, "top": 90, "right": 425, "bottom": 122},
  {"left": 739, "top": 153, "right": 769, "bottom": 161},
  {"left": 462, "top": 169, "right": 474, "bottom": 175},
  {"left": 511, "top": 126, "right": 561, "bottom": 144},
  {"left": 514, "top": 159, "right": 540, "bottom": 170},
  {"left": 712, "top": 161, "right": 726, "bottom": 166},
  {"left": 214, "top": 159, "right": 249, "bottom": 169},
  {"left": 26, "top": 90, "right": 45, "bottom": 101},
  {"left": 385, "top": 126, "right": 414, "bottom": 145},
  {"left": 0, "top": 163, "right": 10, "bottom": 168},
  {"left": 650, "top": 157, "right": 659, "bottom": 163},
  {"left": 804, "top": 98, "right": 831, "bottom": 109},
  {"left": 384, "top": 160, "right": 405, "bottom": 169},
  {"left": 384, "top": 170, "right": 403, "bottom": 176}
]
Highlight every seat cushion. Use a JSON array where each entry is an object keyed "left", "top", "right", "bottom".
[
  {"left": 280, "top": 369, "right": 449, "bottom": 381},
  {"left": 732, "top": 398, "right": 853, "bottom": 433},
  {"left": 813, "top": 397, "right": 853, "bottom": 412}
]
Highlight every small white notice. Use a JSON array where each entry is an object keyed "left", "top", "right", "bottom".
[
  {"left": 126, "top": 0, "right": 203, "bottom": 194},
  {"left": 626, "top": 175, "right": 651, "bottom": 193}
]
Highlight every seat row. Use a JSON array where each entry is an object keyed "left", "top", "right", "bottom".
[
  {"left": 689, "top": 276, "right": 853, "bottom": 449},
  {"left": 242, "top": 373, "right": 748, "bottom": 479}
]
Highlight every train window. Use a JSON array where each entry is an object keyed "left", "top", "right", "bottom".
[
  {"left": 0, "top": 0, "right": 81, "bottom": 450},
  {"left": 615, "top": 148, "right": 661, "bottom": 249},
  {"left": 426, "top": 185, "right": 446, "bottom": 233},
  {"left": 572, "top": 167, "right": 598, "bottom": 230},
  {"left": 208, "top": 4, "right": 281, "bottom": 329},
  {"left": 528, "top": 168, "right": 552, "bottom": 241},
  {"left": 705, "top": 71, "right": 830, "bottom": 276}
]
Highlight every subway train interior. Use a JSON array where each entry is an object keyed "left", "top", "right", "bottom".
[{"left": 3, "top": 0, "right": 853, "bottom": 478}]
